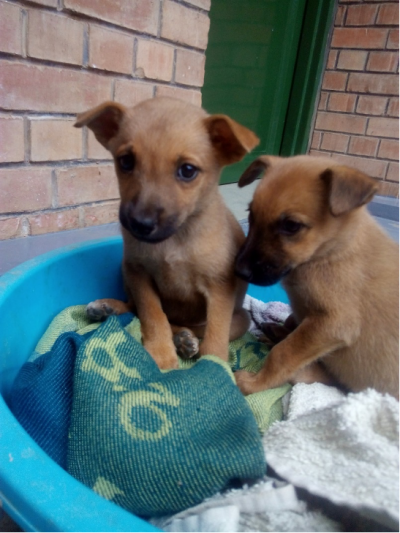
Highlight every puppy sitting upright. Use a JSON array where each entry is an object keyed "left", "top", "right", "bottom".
[
  {"left": 75, "top": 97, "right": 259, "bottom": 369},
  {"left": 235, "top": 155, "right": 399, "bottom": 398}
]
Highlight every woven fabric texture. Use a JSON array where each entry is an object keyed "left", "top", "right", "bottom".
[{"left": 11, "top": 306, "right": 289, "bottom": 516}]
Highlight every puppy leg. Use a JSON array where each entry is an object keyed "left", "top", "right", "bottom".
[
  {"left": 86, "top": 298, "right": 132, "bottom": 320},
  {"left": 290, "top": 361, "right": 340, "bottom": 387},
  {"left": 199, "top": 284, "right": 237, "bottom": 361},
  {"left": 128, "top": 269, "right": 179, "bottom": 370},
  {"left": 235, "top": 316, "right": 350, "bottom": 394}
]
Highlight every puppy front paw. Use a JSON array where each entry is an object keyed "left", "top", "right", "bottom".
[
  {"left": 235, "top": 370, "right": 267, "bottom": 395},
  {"left": 86, "top": 300, "right": 116, "bottom": 321},
  {"left": 173, "top": 330, "right": 199, "bottom": 360},
  {"left": 144, "top": 341, "right": 179, "bottom": 370}
]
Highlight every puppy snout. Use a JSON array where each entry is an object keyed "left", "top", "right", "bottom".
[
  {"left": 235, "top": 247, "right": 255, "bottom": 282},
  {"left": 130, "top": 214, "right": 157, "bottom": 236}
]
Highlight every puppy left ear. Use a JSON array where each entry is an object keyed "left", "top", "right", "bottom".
[
  {"left": 321, "top": 166, "right": 378, "bottom": 216},
  {"left": 204, "top": 115, "right": 259, "bottom": 165},
  {"left": 238, "top": 156, "right": 279, "bottom": 187}
]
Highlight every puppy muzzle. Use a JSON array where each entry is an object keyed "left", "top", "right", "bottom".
[
  {"left": 235, "top": 248, "right": 290, "bottom": 286},
  {"left": 119, "top": 203, "right": 177, "bottom": 243}
]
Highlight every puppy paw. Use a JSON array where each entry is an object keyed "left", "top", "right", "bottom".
[
  {"left": 86, "top": 300, "right": 116, "bottom": 321},
  {"left": 144, "top": 341, "right": 180, "bottom": 370},
  {"left": 235, "top": 370, "right": 266, "bottom": 395},
  {"left": 260, "top": 322, "right": 291, "bottom": 346},
  {"left": 173, "top": 330, "right": 199, "bottom": 360}
]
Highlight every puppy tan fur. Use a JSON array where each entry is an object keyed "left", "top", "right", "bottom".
[
  {"left": 235, "top": 155, "right": 399, "bottom": 398},
  {"left": 75, "top": 97, "right": 259, "bottom": 369}
]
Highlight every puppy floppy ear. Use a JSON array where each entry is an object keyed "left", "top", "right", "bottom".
[
  {"left": 204, "top": 115, "right": 259, "bottom": 165},
  {"left": 238, "top": 155, "right": 280, "bottom": 187},
  {"left": 321, "top": 166, "right": 378, "bottom": 216},
  {"left": 75, "top": 101, "right": 126, "bottom": 149}
]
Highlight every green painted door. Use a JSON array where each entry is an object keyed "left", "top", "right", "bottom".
[{"left": 202, "top": 0, "right": 335, "bottom": 184}]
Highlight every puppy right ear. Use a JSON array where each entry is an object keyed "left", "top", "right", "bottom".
[
  {"left": 238, "top": 156, "right": 274, "bottom": 188},
  {"left": 321, "top": 165, "right": 378, "bottom": 216},
  {"left": 74, "top": 101, "right": 126, "bottom": 149}
]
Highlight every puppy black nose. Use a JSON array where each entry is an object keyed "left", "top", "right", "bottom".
[
  {"left": 130, "top": 216, "right": 157, "bottom": 236},
  {"left": 235, "top": 258, "right": 253, "bottom": 282}
]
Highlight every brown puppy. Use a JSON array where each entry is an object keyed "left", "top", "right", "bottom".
[
  {"left": 235, "top": 155, "right": 399, "bottom": 398},
  {"left": 75, "top": 97, "right": 259, "bottom": 369}
]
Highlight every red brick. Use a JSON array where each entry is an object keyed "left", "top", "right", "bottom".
[
  {"left": 183, "top": 0, "right": 211, "bottom": 10},
  {"left": 386, "top": 162, "right": 399, "bottom": 182},
  {"left": 376, "top": 3, "right": 399, "bottom": 26},
  {"left": 155, "top": 85, "right": 202, "bottom": 107},
  {"left": 82, "top": 200, "right": 120, "bottom": 227},
  {"left": 356, "top": 95, "right": 388, "bottom": 116},
  {"left": 378, "top": 139, "right": 399, "bottom": 160},
  {"left": 326, "top": 50, "right": 338, "bottom": 69},
  {"left": 378, "top": 180, "right": 398, "bottom": 196},
  {"left": 136, "top": 39, "right": 174, "bottom": 81},
  {"left": 332, "top": 153, "right": 387, "bottom": 179},
  {"left": 332, "top": 28, "right": 388, "bottom": 49},
  {"left": 348, "top": 136, "right": 379, "bottom": 157},
  {"left": 0, "top": 117, "right": 24, "bottom": 163},
  {"left": 321, "top": 132, "right": 349, "bottom": 152},
  {"left": 308, "top": 150, "right": 333, "bottom": 159},
  {"left": 89, "top": 25, "right": 133, "bottom": 75},
  {"left": 0, "top": 167, "right": 52, "bottom": 213},
  {"left": 0, "top": 60, "right": 111, "bottom": 113},
  {"left": 56, "top": 165, "right": 119, "bottom": 207},
  {"left": 327, "top": 93, "right": 357, "bottom": 113},
  {"left": 345, "top": 4, "right": 378, "bottom": 26},
  {"left": 87, "top": 130, "right": 112, "bottom": 160},
  {"left": 337, "top": 50, "right": 367, "bottom": 71},
  {"left": 367, "top": 117, "right": 399, "bottom": 138},
  {"left": 161, "top": 1, "right": 210, "bottom": 50},
  {"left": 114, "top": 80, "right": 154, "bottom": 108},
  {"left": 29, "top": 208, "right": 81, "bottom": 235},
  {"left": 0, "top": 1, "right": 22, "bottom": 56},
  {"left": 0, "top": 217, "right": 25, "bottom": 240},
  {"left": 387, "top": 29, "right": 399, "bottom": 50},
  {"left": 28, "top": 11, "right": 83, "bottom": 66},
  {"left": 318, "top": 92, "right": 328, "bottom": 110},
  {"left": 175, "top": 49, "right": 206, "bottom": 87},
  {"left": 315, "top": 112, "right": 367, "bottom": 134},
  {"left": 31, "top": 0, "right": 58, "bottom": 7},
  {"left": 30, "top": 119, "right": 82, "bottom": 162},
  {"left": 335, "top": 5, "right": 346, "bottom": 26},
  {"left": 387, "top": 98, "right": 399, "bottom": 117},
  {"left": 322, "top": 71, "right": 348, "bottom": 91},
  {"left": 64, "top": 0, "right": 159, "bottom": 35},
  {"left": 348, "top": 73, "right": 398, "bottom": 95},
  {"left": 310, "top": 131, "right": 322, "bottom": 150},
  {"left": 367, "top": 52, "right": 398, "bottom": 73}
]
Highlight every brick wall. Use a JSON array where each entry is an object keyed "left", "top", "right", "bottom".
[
  {"left": 310, "top": 0, "right": 399, "bottom": 197},
  {"left": 0, "top": 0, "right": 210, "bottom": 240}
]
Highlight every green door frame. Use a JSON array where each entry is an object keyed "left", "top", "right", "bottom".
[{"left": 280, "top": 0, "right": 337, "bottom": 156}]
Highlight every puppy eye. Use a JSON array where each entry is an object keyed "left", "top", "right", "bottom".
[
  {"left": 177, "top": 163, "right": 199, "bottom": 181},
  {"left": 278, "top": 219, "right": 305, "bottom": 236},
  {"left": 117, "top": 153, "right": 135, "bottom": 173}
]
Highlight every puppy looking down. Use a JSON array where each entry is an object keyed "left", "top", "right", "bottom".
[
  {"left": 75, "top": 97, "right": 259, "bottom": 369},
  {"left": 235, "top": 155, "right": 399, "bottom": 398}
]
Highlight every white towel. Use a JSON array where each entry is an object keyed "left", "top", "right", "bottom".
[{"left": 264, "top": 386, "right": 399, "bottom": 530}]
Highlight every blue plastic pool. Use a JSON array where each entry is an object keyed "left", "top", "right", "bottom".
[{"left": 0, "top": 236, "right": 288, "bottom": 531}]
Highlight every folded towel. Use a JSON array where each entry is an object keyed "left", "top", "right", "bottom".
[
  {"left": 264, "top": 385, "right": 399, "bottom": 530},
  {"left": 11, "top": 303, "right": 289, "bottom": 517}
]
